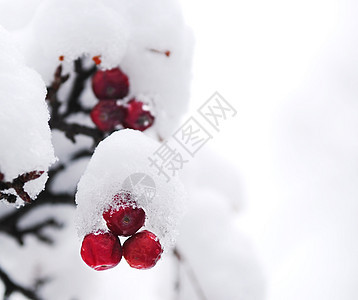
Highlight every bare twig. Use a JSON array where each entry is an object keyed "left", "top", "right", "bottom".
[
  {"left": 46, "top": 60, "right": 104, "bottom": 146},
  {"left": 49, "top": 119, "right": 103, "bottom": 144},
  {"left": 0, "top": 58, "right": 97, "bottom": 299},
  {"left": 46, "top": 65, "right": 70, "bottom": 121},
  {"left": 148, "top": 48, "right": 171, "bottom": 57},
  {"left": 0, "top": 171, "right": 44, "bottom": 204},
  {"left": 0, "top": 266, "right": 41, "bottom": 300},
  {"left": 173, "top": 247, "right": 208, "bottom": 300},
  {"left": 17, "top": 219, "right": 63, "bottom": 245},
  {"left": 63, "top": 58, "right": 96, "bottom": 117},
  {"left": 0, "top": 190, "right": 74, "bottom": 245}
]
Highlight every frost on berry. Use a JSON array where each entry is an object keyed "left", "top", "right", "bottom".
[
  {"left": 123, "top": 230, "right": 163, "bottom": 269},
  {"left": 80, "top": 231, "right": 122, "bottom": 271},
  {"left": 75, "top": 129, "right": 186, "bottom": 249},
  {"left": 90, "top": 100, "right": 127, "bottom": 131},
  {"left": 92, "top": 67, "right": 129, "bottom": 100},
  {"left": 103, "top": 192, "right": 146, "bottom": 236},
  {"left": 123, "top": 99, "right": 155, "bottom": 132}
]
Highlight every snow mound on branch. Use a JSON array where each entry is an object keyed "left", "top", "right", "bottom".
[
  {"left": 0, "top": 26, "right": 56, "bottom": 204},
  {"left": 118, "top": 0, "right": 194, "bottom": 138},
  {"left": 75, "top": 129, "right": 186, "bottom": 249},
  {"left": 31, "top": 0, "right": 129, "bottom": 70},
  {"left": 16, "top": 0, "right": 193, "bottom": 138}
]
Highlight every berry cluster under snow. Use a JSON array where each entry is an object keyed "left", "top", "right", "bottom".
[
  {"left": 16, "top": 0, "right": 194, "bottom": 138},
  {"left": 0, "top": 0, "right": 271, "bottom": 299},
  {"left": 0, "top": 0, "right": 192, "bottom": 276},
  {"left": 75, "top": 129, "right": 186, "bottom": 249},
  {"left": 0, "top": 0, "right": 193, "bottom": 206}
]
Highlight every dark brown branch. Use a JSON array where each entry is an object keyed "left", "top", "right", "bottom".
[
  {"left": 46, "top": 65, "right": 70, "bottom": 100},
  {"left": 0, "top": 266, "right": 41, "bottom": 300},
  {"left": 0, "top": 58, "right": 99, "bottom": 299},
  {"left": 46, "top": 65, "right": 70, "bottom": 122},
  {"left": 0, "top": 190, "right": 74, "bottom": 245},
  {"left": 49, "top": 119, "right": 103, "bottom": 144},
  {"left": 47, "top": 164, "right": 65, "bottom": 183},
  {"left": 16, "top": 219, "right": 63, "bottom": 245},
  {"left": 63, "top": 58, "right": 96, "bottom": 117},
  {"left": 46, "top": 60, "right": 103, "bottom": 146},
  {"left": 0, "top": 171, "right": 44, "bottom": 204},
  {"left": 70, "top": 149, "right": 93, "bottom": 161},
  {"left": 0, "top": 193, "right": 16, "bottom": 203}
]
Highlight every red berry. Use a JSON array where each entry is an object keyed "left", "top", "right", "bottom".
[
  {"left": 90, "top": 100, "right": 127, "bottom": 131},
  {"left": 123, "top": 99, "right": 154, "bottom": 131},
  {"left": 80, "top": 231, "right": 122, "bottom": 271},
  {"left": 103, "top": 204, "right": 145, "bottom": 237},
  {"left": 123, "top": 230, "right": 163, "bottom": 269},
  {"left": 92, "top": 67, "right": 129, "bottom": 99}
]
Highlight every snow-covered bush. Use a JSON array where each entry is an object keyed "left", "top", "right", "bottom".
[{"left": 0, "top": 1, "right": 264, "bottom": 299}]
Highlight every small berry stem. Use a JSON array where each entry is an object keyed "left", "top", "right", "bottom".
[{"left": 148, "top": 48, "right": 171, "bottom": 57}]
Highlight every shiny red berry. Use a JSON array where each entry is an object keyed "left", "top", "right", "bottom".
[
  {"left": 123, "top": 230, "right": 163, "bottom": 269},
  {"left": 80, "top": 232, "right": 122, "bottom": 271},
  {"left": 90, "top": 100, "right": 127, "bottom": 131},
  {"left": 103, "top": 205, "right": 145, "bottom": 237},
  {"left": 123, "top": 99, "right": 155, "bottom": 131},
  {"left": 92, "top": 67, "right": 129, "bottom": 100}
]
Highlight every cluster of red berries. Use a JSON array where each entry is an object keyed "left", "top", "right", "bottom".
[
  {"left": 90, "top": 67, "right": 154, "bottom": 132},
  {"left": 80, "top": 192, "right": 163, "bottom": 271}
]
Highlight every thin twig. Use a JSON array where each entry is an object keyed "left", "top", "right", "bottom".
[
  {"left": 0, "top": 171, "right": 44, "bottom": 204},
  {"left": 49, "top": 119, "right": 103, "bottom": 144},
  {"left": 63, "top": 59, "right": 96, "bottom": 117},
  {"left": 0, "top": 266, "right": 41, "bottom": 300},
  {"left": 0, "top": 190, "right": 74, "bottom": 245},
  {"left": 46, "top": 60, "right": 104, "bottom": 146},
  {"left": 173, "top": 247, "right": 208, "bottom": 300},
  {"left": 0, "top": 58, "right": 97, "bottom": 299}
]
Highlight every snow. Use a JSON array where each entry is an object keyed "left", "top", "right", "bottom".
[
  {"left": 180, "top": 0, "right": 358, "bottom": 299},
  {"left": 75, "top": 129, "right": 186, "bottom": 249},
  {"left": 31, "top": 0, "right": 129, "bottom": 69},
  {"left": 177, "top": 189, "right": 266, "bottom": 300},
  {"left": 180, "top": 146, "right": 243, "bottom": 211},
  {"left": 0, "top": 204, "right": 180, "bottom": 300},
  {"left": 50, "top": 157, "right": 90, "bottom": 194},
  {"left": 0, "top": 25, "right": 55, "bottom": 204},
  {"left": 0, "top": 0, "right": 43, "bottom": 31},
  {"left": 12, "top": 0, "right": 193, "bottom": 139}
]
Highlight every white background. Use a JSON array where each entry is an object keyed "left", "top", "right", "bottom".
[{"left": 181, "top": 0, "right": 358, "bottom": 299}]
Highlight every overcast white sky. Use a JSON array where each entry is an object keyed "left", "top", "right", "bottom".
[{"left": 181, "top": 0, "right": 358, "bottom": 299}]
